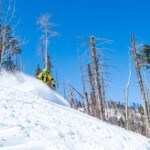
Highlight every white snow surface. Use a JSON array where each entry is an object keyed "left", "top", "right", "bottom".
[{"left": 0, "top": 71, "right": 150, "bottom": 150}]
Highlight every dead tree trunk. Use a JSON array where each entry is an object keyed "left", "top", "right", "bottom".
[
  {"left": 102, "top": 73, "right": 107, "bottom": 120},
  {"left": 55, "top": 70, "right": 60, "bottom": 93},
  {"left": 131, "top": 35, "right": 150, "bottom": 137},
  {"left": 39, "top": 42, "right": 45, "bottom": 68},
  {"left": 125, "top": 50, "right": 132, "bottom": 130},
  {"left": 0, "top": 25, "right": 6, "bottom": 70},
  {"left": 15, "top": 54, "right": 18, "bottom": 71},
  {"left": 68, "top": 84, "right": 84, "bottom": 99},
  {"left": 87, "top": 64, "right": 96, "bottom": 116},
  {"left": 79, "top": 65, "right": 90, "bottom": 114},
  {"left": 70, "top": 88, "right": 75, "bottom": 109},
  {"left": 63, "top": 79, "right": 66, "bottom": 99},
  {"left": 143, "top": 71, "right": 150, "bottom": 118},
  {"left": 90, "top": 36, "right": 104, "bottom": 120},
  {"left": 20, "top": 54, "right": 23, "bottom": 71}
]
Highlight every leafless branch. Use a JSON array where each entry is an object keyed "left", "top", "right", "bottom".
[
  {"left": 7, "top": 0, "right": 16, "bottom": 24},
  {"left": 11, "top": 18, "right": 21, "bottom": 31},
  {"left": 5, "top": 0, "right": 11, "bottom": 22}
]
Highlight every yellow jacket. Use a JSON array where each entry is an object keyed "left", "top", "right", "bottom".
[{"left": 38, "top": 73, "right": 55, "bottom": 86}]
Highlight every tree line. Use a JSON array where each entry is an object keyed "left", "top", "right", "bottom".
[{"left": 67, "top": 35, "right": 150, "bottom": 138}]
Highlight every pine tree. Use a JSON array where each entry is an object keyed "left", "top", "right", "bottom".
[
  {"left": 1, "top": 25, "right": 22, "bottom": 72},
  {"left": 137, "top": 45, "right": 150, "bottom": 69},
  {"left": 0, "top": 1, "right": 22, "bottom": 72},
  {"left": 46, "top": 52, "right": 53, "bottom": 74},
  {"left": 35, "top": 64, "right": 41, "bottom": 77},
  {"left": 2, "top": 56, "right": 15, "bottom": 71},
  {"left": 11, "top": 39, "right": 22, "bottom": 71}
]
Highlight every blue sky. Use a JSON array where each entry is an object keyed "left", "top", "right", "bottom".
[{"left": 3, "top": 0, "right": 150, "bottom": 104}]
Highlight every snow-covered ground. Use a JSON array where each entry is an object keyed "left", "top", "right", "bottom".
[{"left": 0, "top": 71, "right": 150, "bottom": 150}]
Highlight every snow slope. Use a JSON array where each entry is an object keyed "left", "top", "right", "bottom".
[
  {"left": 0, "top": 71, "right": 150, "bottom": 150},
  {"left": 0, "top": 71, "right": 69, "bottom": 107}
]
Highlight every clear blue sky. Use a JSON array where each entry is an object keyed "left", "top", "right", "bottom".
[{"left": 4, "top": 0, "right": 150, "bottom": 105}]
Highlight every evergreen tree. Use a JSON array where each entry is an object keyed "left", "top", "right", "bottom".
[
  {"left": 11, "top": 39, "right": 22, "bottom": 71},
  {"left": 0, "top": 1, "right": 22, "bottom": 71},
  {"left": 35, "top": 64, "right": 41, "bottom": 77},
  {"left": 3, "top": 25, "right": 22, "bottom": 71},
  {"left": 137, "top": 45, "right": 150, "bottom": 69},
  {"left": 1, "top": 25, "right": 22, "bottom": 72},
  {"left": 46, "top": 52, "right": 53, "bottom": 74},
  {"left": 2, "top": 56, "right": 15, "bottom": 71}
]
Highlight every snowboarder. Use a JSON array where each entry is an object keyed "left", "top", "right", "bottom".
[{"left": 37, "top": 68, "right": 55, "bottom": 89}]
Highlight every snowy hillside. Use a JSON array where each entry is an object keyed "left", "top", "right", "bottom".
[{"left": 0, "top": 71, "right": 150, "bottom": 150}]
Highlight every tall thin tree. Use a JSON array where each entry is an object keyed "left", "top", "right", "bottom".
[
  {"left": 87, "top": 64, "right": 96, "bottom": 116},
  {"left": 131, "top": 35, "right": 150, "bottom": 137},
  {"left": 37, "top": 13, "right": 57, "bottom": 69},
  {"left": 124, "top": 49, "right": 132, "bottom": 130},
  {"left": 90, "top": 36, "right": 104, "bottom": 120},
  {"left": 79, "top": 64, "right": 90, "bottom": 114}
]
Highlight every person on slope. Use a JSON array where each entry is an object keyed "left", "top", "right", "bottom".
[{"left": 38, "top": 68, "right": 55, "bottom": 89}]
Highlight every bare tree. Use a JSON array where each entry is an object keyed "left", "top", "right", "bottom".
[
  {"left": 79, "top": 64, "right": 90, "bottom": 114},
  {"left": 102, "top": 72, "right": 108, "bottom": 120},
  {"left": 38, "top": 42, "right": 45, "bottom": 68},
  {"left": 87, "top": 64, "right": 96, "bottom": 116},
  {"left": 55, "top": 70, "right": 60, "bottom": 93},
  {"left": 70, "top": 88, "right": 75, "bottom": 109},
  {"left": 63, "top": 79, "right": 66, "bottom": 99},
  {"left": 131, "top": 35, "right": 150, "bottom": 137},
  {"left": 124, "top": 49, "right": 132, "bottom": 130},
  {"left": 90, "top": 36, "right": 104, "bottom": 120},
  {"left": 37, "top": 13, "right": 58, "bottom": 69}
]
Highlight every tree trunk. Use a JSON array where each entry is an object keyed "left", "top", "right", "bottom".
[
  {"left": 90, "top": 36, "right": 104, "bottom": 120},
  {"left": 45, "top": 32, "right": 48, "bottom": 68},
  {"left": 55, "top": 70, "right": 60, "bottom": 93},
  {"left": 87, "top": 64, "right": 96, "bottom": 116},
  {"left": 20, "top": 54, "right": 23, "bottom": 71},
  {"left": 143, "top": 71, "right": 150, "bottom": 118},
  {"left": 39, "top": 42, "right": 45, "bottom": 69},
  {"left": 70, "top": 88, "right": 75, "bottom": 109},
  {"left": 102, "top": 73, "right": 107, "bottom": 120},
  {"left": 131, "top": 35, "right": 150, "bottom": 137},
  {"left": 0, "top": 25, "right": 6, "bottom": 70},
  {"left": 68, "top": 84, "right": 84, "bottom": 99},
  {"left": 63, "top": 79, "right": 66, "bottom": 99},
  {"left": 79, "top": 65, "right": 90, "bottom": 114},
  {"left": 15, "top": 54, "right": 18, "bottom": 71},
  {"left": 125, "top": 50, "right": 132, "bottom": 130}
]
